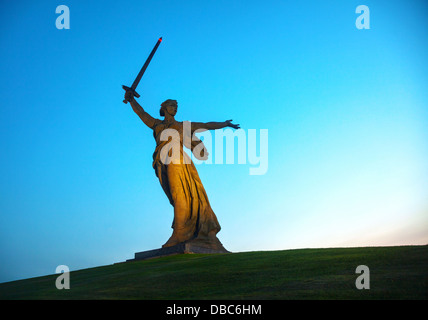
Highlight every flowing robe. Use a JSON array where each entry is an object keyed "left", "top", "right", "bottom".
[{"left": 151, "top": 120, "right": 221, "bottom": 247}]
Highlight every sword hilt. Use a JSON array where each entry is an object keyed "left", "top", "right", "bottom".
[{"left": 122, "top": 85, "right": 140, "bottom": 104}]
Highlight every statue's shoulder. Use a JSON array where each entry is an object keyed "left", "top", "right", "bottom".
[{"left": 151, "top": 118, "right": 163, "bottom": 128}]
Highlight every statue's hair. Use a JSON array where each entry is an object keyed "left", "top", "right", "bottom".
[{"left": 160, "top": 99, "right": 177, "bottom": 116}]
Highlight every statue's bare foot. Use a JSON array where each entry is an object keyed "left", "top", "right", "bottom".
[{"left": 162, "top": 235, "right": 181, "bottom": 248}]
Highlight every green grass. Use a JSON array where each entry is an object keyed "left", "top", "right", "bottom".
[{"left": 1, "top": 245, "right": 427, "bottom": 299}]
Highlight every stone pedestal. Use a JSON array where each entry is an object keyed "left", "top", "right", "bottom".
[{"left": 127, "top": 238, "right": 230, "bottom": 262}]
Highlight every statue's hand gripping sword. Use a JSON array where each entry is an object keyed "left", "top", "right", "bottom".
[{"left": 122, "top": 37, "right": 162, "bottom": 104}]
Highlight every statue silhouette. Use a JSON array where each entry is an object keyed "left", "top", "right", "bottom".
[{"left": 125, "top": 91, "right": 239, "bottom": 251}]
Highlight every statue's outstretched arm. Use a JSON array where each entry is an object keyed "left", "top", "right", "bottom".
[
  {"left": 125, "top": 91, "right": 158, "bottom": 129},
  {"left": 192, "top": 120, "right": 240, "bottom": 132}
]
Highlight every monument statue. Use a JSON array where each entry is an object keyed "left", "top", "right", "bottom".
[
  {"left": 124, "top": 92, "right": 239, "bottom": 252},
  {"left": 122, "top": 38, "right": 239, "bottom": 256}
]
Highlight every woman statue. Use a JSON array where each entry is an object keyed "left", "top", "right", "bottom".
[{"left": 125, "top": 91, "right": 239, "bottom": 251}]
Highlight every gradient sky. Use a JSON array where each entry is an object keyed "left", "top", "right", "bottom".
[{"left": 1, "top": 0, "right": 427, "bottom": 283}]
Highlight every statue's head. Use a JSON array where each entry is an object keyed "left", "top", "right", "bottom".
[{"left": 160, "top": 99, "right": 178, "bottom": 117}]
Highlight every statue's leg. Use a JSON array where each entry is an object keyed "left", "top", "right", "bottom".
[{"left": 162, "top": 164, "right": 194, "bottom": 247}]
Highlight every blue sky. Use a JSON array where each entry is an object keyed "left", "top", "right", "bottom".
[{"left": 1, "top": 0, "right": 427, "bottom": 282}]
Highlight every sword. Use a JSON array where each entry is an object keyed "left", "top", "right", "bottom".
[{"left": 122, "top": 37, "right": 162, "bottom": 104}]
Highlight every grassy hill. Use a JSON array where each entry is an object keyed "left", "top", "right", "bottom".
[{"left": 0, "top": 245, "right": 427, "bottom": 300}]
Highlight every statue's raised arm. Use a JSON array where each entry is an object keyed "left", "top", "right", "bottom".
[{"left": 125, "top": 91, "right": 159, "bottom": 129}]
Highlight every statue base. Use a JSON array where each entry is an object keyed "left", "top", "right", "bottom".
[{"left": 126, "top": 238, "right": 230, "bottom": 262}]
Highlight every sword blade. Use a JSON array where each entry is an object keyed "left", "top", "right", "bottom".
[
  {"left": 131, "top": 37, "right": 162, "bottom": 90},
  {"left": 122, "top": 37, "right": 162, "bottom": 104}
]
